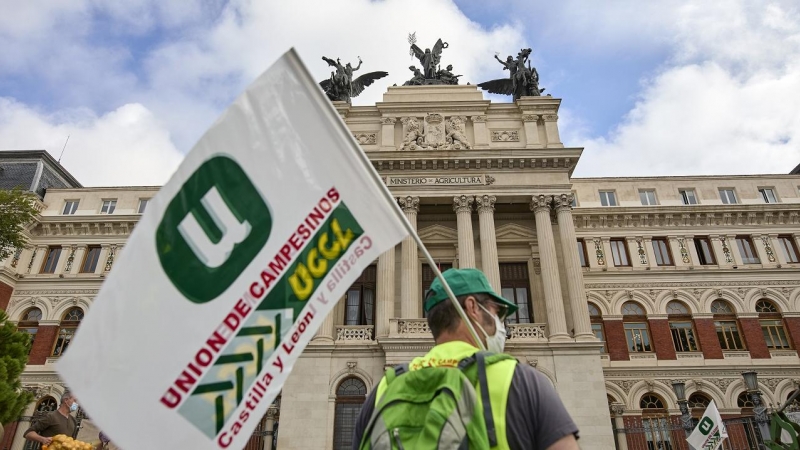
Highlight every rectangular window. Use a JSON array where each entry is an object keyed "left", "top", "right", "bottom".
[
  {"left": 652, "top": 238, "right": 673, "bottom": 266},
  {"left": 623, "top": 322, "right": 652, "bottom": 352},
  {"left": 758, "top": 188, "right": 778, "bottom": 203},
  {"left": 41, "top": 246, "right": 61, "bottom": 273},
  {"left": 571, "top": 194, "right": 578, "bottom": 207},
  {"left": 592, "top": 323, "right": 606, "bottom": 353},
  {"left": 679, "top": 189, "right": 698, "bottom": 205},
  {"left": 344, "top": 266, "right": 376, "bottom": 326},
  {"left": 138, "top": 198, "right": 150, "bottom": 214},
  {"left": 761, "top": 320, "right": 791, "bottom": 349},
  {"left": 715, "top": 321, "right": 745, "bottom": 350},
  {"left": 694, "top": 237, "right": 716, "bottom": 265},
  {"left": 719, "top": 189, "right": 738, "bottom": 204},
  {"left": 499, "top": 263, "right": 532, "bottom": 324},
  {"left": 52, "top": 327, "right": 76, "bottom": 356},
  {"left": 81, "top": 246, "right": 101, "bottom": 273},
  {"left": 778, "top": 236, "right": 799, "bottom": 263},
  {"left": 669, "top": 322, "right": 698, "bottom": 352},
  {"left": 639, "top": 190, "right": 657, "bottom": 206},
  {"left": 736, "top": 236, "right": 760, "bottom": 264},
  {"left": 101, "top": 199, "right": 117, "bottom": 214},
  {"left": 599, "top": 191, "right": 617, "bottom": 206},
  {"left": 610, "top": 239, "right": 630, "bottom": 266},
  {"left": 577, "top": 239, "right": 589, "bottom": 267},
  {"left": 62, "top": 200, "right": 79, "bottom": 215}
]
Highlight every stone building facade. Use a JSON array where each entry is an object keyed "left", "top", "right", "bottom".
[{"left": 1, "top": 85, "right": 799, "bottom": 450}]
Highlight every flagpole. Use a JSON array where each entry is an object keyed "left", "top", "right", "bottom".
[{"left": 285, "top": 48, "right": 486, "bottom": 352}]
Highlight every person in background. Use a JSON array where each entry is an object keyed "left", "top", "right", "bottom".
[{"left": 24, "top": 392, "right": 79, "bottom": 446}]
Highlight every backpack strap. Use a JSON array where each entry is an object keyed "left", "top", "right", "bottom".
[
  {"left": 384, "top": 363, "right": 409, "bottom": 386},
  {"left": 457, "top": 352, "right": 498, "bottom": 447}
]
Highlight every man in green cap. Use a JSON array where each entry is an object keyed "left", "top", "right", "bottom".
[{"left": 353, "top": 268, "right": 579, "bottom": 450}]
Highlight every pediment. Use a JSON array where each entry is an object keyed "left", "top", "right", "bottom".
[
  {"left": 418, "top": 224, "right": 458, "bottom": 243},
  {"left": 495, "top": 223, "right": 535, "bottom": 243}
]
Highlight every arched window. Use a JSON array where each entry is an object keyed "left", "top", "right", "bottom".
[
  {"left": 756, "top": 299, "right": 791, "bottom": 350},
  {"left": 737, "top": 392, "right": 754, "bottom": 408},
  {"left": 711, "top": 300, "right": 744, "bottom": 351},
  {"left": 688, "top": 392, "right": 711, "bottom": 417},
  {"left": 32, "top": 396, "right": 58, "bottom": 423},
  {"left": 622, "top": 302, "right": 651, "bottom": 353},
  {"left": 52, "top": 307, "right": 84, "bottom": 357},
  {"left": 667, "top": 300, "right": 698, "bottom": 352},
  {"left": 640, "top": 393, "right": 672, "bottom": 450},
  {"left": 588, "top": 303, "right": 606, "bottom": 353},
  {"left": 785, "top": 390, "right": 799, "bottom": 413},
  {"left": 333, "top": 377, "right": 367, "bottom": 450},
  {"left": 18, "top": 307, "right": 42, "bottom": 352}
]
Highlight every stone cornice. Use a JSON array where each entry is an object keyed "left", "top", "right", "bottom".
[
  {"left": 573, "top": 206, "right": 799, "bottom": 230},
  {"left": 31, "top": 217, "right": 140, "bottom": 237},
  {"left": 368, "top": 148, "right": 582, "bottom": 173},
  {"left": 585, "top": 279, "right": 800, "bottom": 289}
]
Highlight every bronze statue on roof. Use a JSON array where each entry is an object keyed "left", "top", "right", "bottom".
[
  {"left": 401, "top": 35, "right": 460, "bottom": 86},
  {"left": 478, "top": 48, "right": 545, "bottom": 100},
  {"left": 319, "top": 56, "right": 388, "bottom": 103}
]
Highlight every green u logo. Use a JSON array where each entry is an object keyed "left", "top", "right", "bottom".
[{"left": 156, "top": 155, "right": 272, "bottom": 303}]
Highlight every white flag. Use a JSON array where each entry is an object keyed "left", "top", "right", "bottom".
[
  {"left": 687, "top": 400, "right": 728, "bottom": 450},
  {"left": 58, "top": 49, "right": 408, "bottom": 450}
]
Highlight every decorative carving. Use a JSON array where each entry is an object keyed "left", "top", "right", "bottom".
[
  {"left": 507, "top": 324, "right": 547, "bottom": 341},
  {"left": 532, "top": 258, "right": 541, "bottom": 275},
  {"left": 400, "top": 115, "right": 471, "bottom": 150},
  {"left": 610, "top": 404, "right": 625, "bottom": 415},
  {"left": 104, "top": 245, "right": 116, "bottom": 272},
  {"left": 530, "top": 194, "right": 553, "bottom": 214},
  {"left": 453, "top": 195, "right": 474, "bottom": 214},
  {"left": 11, "top": 247, "right": 22, "bottom": 268},
  {"left": 347, "top": 361, "right": 358, "bottom": 372},
  {"left": 491, "top": 130, "right": 520, "bottom": 142},
  {"left": 401, "top": 117, "right": 425, "bottom": 150},
  {"left": 526, "top": 357, "right": 538, "bottom": 367},
  {"left": 761, "top": 236, "right": 776, "bottom": 262},
  {"left": 542, "top": 114, "right": 558, "bottom": 121},
  {"left": 636, "top": 238, "right": 647, "bottom": 265},
  {"left": 335, "top": 326, "right": 374, "bottom": 342},
  {"left": 380, "top": 117, "right": 397, "bottom": 125},
  {"left": 27, "top": 247, "right": 38, "bottom": 273},
  {"left": 594, "top": 239, "right": 606, "bottom": 266},
  {"left": 485, "top": 175, "right": 496, "bottom": 185},
  {"left": 476, "top": 195, "right": 496, "bottom": 213},
  {"left": 353, "top": 133, "right": 377, "bottom": 145},
  {"left": 397, "top": 319, "right": 431, "bottom": 335},
  {"left": 63, "top": 246, "right": 76, "bottom": 273},
  {"left": 719, "top": 236, "right": 733, "bottom": 263},
  {"left": 425, "top": 113, "right": 445, "bottom": 146},
  {"left": 521, "top": 114, "right": 539, "bottom": 122},
  {"left": 398, "top": 196, "right": 420, "bottom": 214},
  {"left": 471, "top": 115, "right": 487, "bottom": 123},
  {"left": 555, "top": 193, "right": 574, "bottom": 211},
  {"left": 609, "top": 379, "right": 640, "bottom": 393},
  {"left": 677, "top": 238, "right": 691, "bottom": 263},
  {"left": 445, "top": 116, "right": 471, "bottom": 149}
]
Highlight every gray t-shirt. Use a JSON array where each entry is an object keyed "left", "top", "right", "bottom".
[{"left": 352, "top": 363, "right": 579, "bottom": 449}]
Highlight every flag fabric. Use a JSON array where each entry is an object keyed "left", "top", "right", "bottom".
[
  {"left": 687, "top": 400, "right": 728, "bottom": 450},
  {"left": 57, "top": 49, "right": 408, "bottom": 450}
]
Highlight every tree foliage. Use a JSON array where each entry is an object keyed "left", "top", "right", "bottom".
[
  {"left": 0, "top": 188, "right": 39, "bottom": 261},
  {"left": 0, "top": 310, "right": 34, "bottom": 423}
]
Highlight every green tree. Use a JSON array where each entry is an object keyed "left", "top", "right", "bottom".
[
  {"left": 0, "top": 310, "right": 34, "bottom": 424},
  {"left": 0, "top": 188, "right": 39, "bottom": 261}
]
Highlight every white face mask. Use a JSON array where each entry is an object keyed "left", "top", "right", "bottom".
[{"left": 475, "top": 302, "right": 506, "bottom": 353}]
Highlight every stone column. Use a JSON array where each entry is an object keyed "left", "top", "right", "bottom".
[
  {"left": 628, "top": 237, "right": 647, "bottom": 268},
  {"left": 312, "top": 310, "right": 334, "bottom": 342},
  {"left": 454, "top": 195, "right": 476, "bottom": 269},
  {"left": 685, "top": 236, "right": 701, "bottom": 266},
  {"left": 610, "top": 404, "right": 629, "bottom": 450},
  {"left": 56, "top": 244, "right": 74, "bottom": 274},
  {"left": 375, "top": 247, "right": 396, "bottom": 338},
  {"left": 522, "top": 114, "right": 541, "bottom": 148},
  {"left": 554, "top": 194, "right": 593, "bottom": 341},
  {"left": 264, "top": 406, "right": 279, "bottom": 450},
  {"left": 471, "top": 115, "right": 489, "bottom": 149},
  {"left": 710, "top": 235, "right": 732, "bottom": 267},
  {"left": 542, "top": 114, "right": 562, "bottom": 147},
  {"left": 476, "top": 195, "right": 501, "bottom": 292},
  {"left": 399, "top": 196, "right": 420, "bottom": 318},
  {"left": 530, "top": 194, "right": 569, "bottom": 341},
  {"left": 670, "top": 236, "right": 692, "bottom": 267},
  {"left": 727, "top": 234, "right": 744, "bottom": 266},
  {"left": 72, "top": 245, "right": 88, "bottom": 274},
  {"left": 754, "top": 234, "right": 777, "bottom": 267},
  {"left": 29, "top": 245, "right": 47, "bottom": 274},
  {"left": 380, "top": 117, "right": 396, "bottom": 150}
]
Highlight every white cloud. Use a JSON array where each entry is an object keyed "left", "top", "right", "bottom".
[{"left": 0, "top": 98, "right": 183, "bottom": 186}]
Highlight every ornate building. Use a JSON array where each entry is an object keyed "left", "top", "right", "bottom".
[{"left": 2, "top": 84, "right": 799, "bottom": 450}]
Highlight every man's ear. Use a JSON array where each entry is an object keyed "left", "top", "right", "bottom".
[{"left": 463, "top": 295, "right": 480, "bottom": 320}]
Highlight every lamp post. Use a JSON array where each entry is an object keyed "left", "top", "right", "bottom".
[
  {"left": 671, "top": 380, "right": 693, "bottom": 436},
  {"left": 741, "top": 371, "right": 771, "bottom": 447}
]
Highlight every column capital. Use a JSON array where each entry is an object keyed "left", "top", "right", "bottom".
[
  {"left": 554, "top": 193, "right": 574, "bottom": 211},
  {"left": 380, "top": 117, "right": 397, "bottom": 125},
  {"left": 530, "top": 194, "right": 553, "bottom": 214},
  {"left": 398, "top": 196, "right": 419, "bottom": 213},
  {"left": 542, "top": 114, "right": 559, "bottom": 122},
  {"left": 521, "top": 114, "right": 539, "bottom": 122},
  {"left": 476, "top": 195, "right": 496, "bottom": 213},
  {"left": 471, "top": 115, "right": 487, "bottom": 123},
  {"left": 453, "top": 195, "right": 474, "bottom": 214}
]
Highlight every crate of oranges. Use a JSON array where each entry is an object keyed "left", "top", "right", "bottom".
[{"left": 41, "top": 434, "right": 94, "bottom": 450}]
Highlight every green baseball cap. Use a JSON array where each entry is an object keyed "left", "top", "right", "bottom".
[{"left": 424, "top": 268, "right": 518, "bottom": 317}]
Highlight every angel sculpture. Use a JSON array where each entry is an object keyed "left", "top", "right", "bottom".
[
  {"left": 319, "top": 56, "right": 388, "bottom": 103},
  {"left": 478, "top": 48, "right": 545, "bottom": 100},
  {"left": 403, "top": 37, "right": 455, "bottom": 85}
]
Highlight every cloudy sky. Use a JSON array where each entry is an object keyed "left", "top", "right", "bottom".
[{"left": 1, "top": 0, "right": 798, "bottom": 186}]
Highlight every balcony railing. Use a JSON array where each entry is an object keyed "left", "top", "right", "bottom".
[
  {"left": 507, "top": 323, "right": 548, "bottom": 342},
  {"left": 389, "top": 318, "right": 432, "bottom": 338},
  {"left": 335, "top": 325, "right": 374, "bottom": 343}
]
